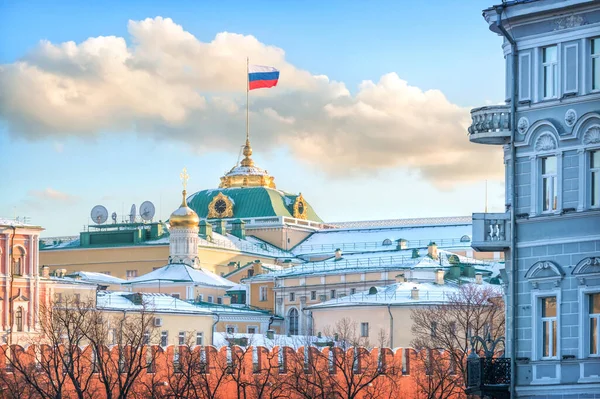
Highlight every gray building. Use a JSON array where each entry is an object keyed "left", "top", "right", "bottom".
[{"left": 468, "top": 1, "right": 600, "bottom": 398}]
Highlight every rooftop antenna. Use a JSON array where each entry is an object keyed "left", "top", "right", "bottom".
[
  {"left": 90, "top": 205, "right": 108, "bottom": 224},
  {"left": 129, "top": 204, "right": 136, "bottom": 223},
  {"left": 139, "top": 201, "right": 156, "bottom": 222}
]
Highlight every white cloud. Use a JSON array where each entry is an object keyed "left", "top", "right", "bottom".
[
  {"left": 28, "top": 188, "right": 78, "bottom": 204},
  {"left": 0, "top": 17, "right": 502, "bottom": 187}
]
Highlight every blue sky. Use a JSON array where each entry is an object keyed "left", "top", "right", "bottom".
[{"left": 0, "top": 0, "right": 506, "bottom": 236}]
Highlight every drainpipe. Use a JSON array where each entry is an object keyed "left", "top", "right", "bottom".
[
  {"left": 387, "top": 304, "right": 394, "bottom": 349},
  {"left": 211, "top": 313, "right": 220, "bottom": 346},
  {"left": 495, "top": 7, "right": 517, "bottom": 399}
]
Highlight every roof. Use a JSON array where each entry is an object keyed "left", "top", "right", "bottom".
[
  {"left": 0, "top": 218, "right": 42, "bottom": 229},
  {"left": 245, "top": 248, "right": 501, "bottom": 281},
  {"left": 328, "top": 216, "right": 472, "bottom": 229},
  {"left": 97, "top": 291, "right": 213, "bottom": 315},
  {"left": 292, "top": 222, "right": 472, "bottom": 256},
  {"left": 65, "top": 271, "right": 126, "bottom": 285},
  {"left": 212, "top": 332, "right": 332, "bottom": 348},
  {"left": 124, "top": 263, "right": 235, "bottom": 288},
  {"left": 189, "top": 302, "right": 277, "bottom": 317},
  {"left": 187, "top": 187, "right": 322, "bottom": 222},
  {"left": 307, "top": 281, "right": 503, "bottom": 310}
]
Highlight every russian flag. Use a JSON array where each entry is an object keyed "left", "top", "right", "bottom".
[{"left": 248, "top": 64, "right": 279, "bottom": 90}]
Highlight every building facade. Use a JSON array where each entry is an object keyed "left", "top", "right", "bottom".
[{"left": 469, "top": 1, "right": 600, "bottom": 397}]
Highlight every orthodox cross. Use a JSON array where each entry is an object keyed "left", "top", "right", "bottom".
[{"left": 180, "top": 167, "right": 189, "bottom": 190}]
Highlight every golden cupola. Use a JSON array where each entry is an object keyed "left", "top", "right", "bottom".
[
  {"left": 219, "top": 136, "right": 276, "bottom": 189},
  {"left": 169, "top": 168, "right": 200, "bottom": 229}
]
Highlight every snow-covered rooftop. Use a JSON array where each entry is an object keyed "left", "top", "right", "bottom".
[
  {"left": 307, "top": 280, "right": 502, "bottom": 309},
  {"left": 97, "top": 292, "right": 212, "bottom": 315},
  {"left": 0, "top": 218, "right": 41, "bottom": 228},
  {"left": 245, "top": 248, "right": 501, "bottom": 281},
  {"left": 124, "top": 263, "right": 235, "bottom": 288},
  {"left": 190, "top": 302, "right": 276, "bottom": 317},
  {"left": 212, "top": 332, "right": 332, "bottom": 348},
  {"left": 292, "top": 222, "right": 473, "bottom": 256},
  {"left": 65, "top": 271, "right": 126, "bottom": 285}
]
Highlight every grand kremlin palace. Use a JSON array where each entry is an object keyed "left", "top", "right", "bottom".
[{"left": 38, "top": 136, "right": 503, "bottom": 313}]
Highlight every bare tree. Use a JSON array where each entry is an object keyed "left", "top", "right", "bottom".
[{"left": 410, "top": 284, "right": 505, "bottom": 398}]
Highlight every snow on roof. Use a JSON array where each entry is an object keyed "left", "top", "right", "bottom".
[
  {"left": 212, "top": 332, "right": 332, "bottom": 349},
  {"left": 0, "top": 218, "right": 41, "bottom": 228},
  {"left": 65, "top": 271, "right": 126, "bottom": 285},
  {"left": 308, "top": 280, "right": 502, "bottom": 310},
  {"left": 97, "top": 291, "right": 212, "bottom": 315},
  {"left": 245, "top": 248, "right": 501, "bottom": 281},
  {"left": 328, "top": 216, "right": 472, "bottom": 229},
  {"left": 190, "top": 302, "right": 275, "bottom": 316},
  {"left": 293, "top": 223, "right": 472, "bottom": 256},
  {"left": 124, "top": 263, "right": 235, "bottom": 288}
]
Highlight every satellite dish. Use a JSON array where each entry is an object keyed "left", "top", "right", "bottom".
[
  {"left": 129, "top": 204, "right": 136, "bottom": 223},
  {"left": 111, "top": 212, "right": 117, "bottom": 223},
  {"left": 90, "top": 205, "right": 108, "bottom": 224},
  {"left": 139, "top": 201, "right": 156, "bottom": 221}
]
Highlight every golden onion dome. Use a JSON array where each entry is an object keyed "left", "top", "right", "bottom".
[{"left": 169, "top": 190, "right": 200, "bottom": 228}]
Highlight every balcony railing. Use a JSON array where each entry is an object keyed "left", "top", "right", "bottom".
[
  {"left": 466, "top": 357, "right": 510, "bottom": 397},
  {"left": 468, "top": 105, "right": 511, "bottom": 145},
  {"left": 471, "top": 213, "right": 510, "bottom": 252}
]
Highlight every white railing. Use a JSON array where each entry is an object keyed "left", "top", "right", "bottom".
[{"left": 293, "top": 237, "right": 471, "bottom": 254}]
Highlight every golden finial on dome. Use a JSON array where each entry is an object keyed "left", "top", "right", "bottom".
[
  {"left": 240, "top": 137, "right": 254, "bottom": 167},
  {"left": 170, "top": 167, "right": 200, "bottom": 228}
]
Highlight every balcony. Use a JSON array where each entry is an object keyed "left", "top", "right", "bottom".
[
  {"left": 471, "top": 213, "right": 510, "bottom": 252},
  {"left": 466, "top": 357, "right": 511, "bottom": 398},
  {"left": 468, "top": 105, "right": 511, "bottom": 145}
]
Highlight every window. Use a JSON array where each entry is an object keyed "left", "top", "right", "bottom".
[
  {"left": 12, "top": 247, "right": 24, "bottom": 276},
  {"left": 541, "top": 297, "right": 558, "bottom": 359},
  {"left": 247, "top": 269, "right": 254, "bottom": 277},
  {"left": 289, "top": 292, "right": 295, "bottom": 302},
  {"left": 592, "top": 37, "right": 600, "bottom": 91},
  {"left": 217, "top": 297, "right": 223, "bottom": 305},
  {"left": 247, "top": 326, "right": 257, "bottom": 334},
  {"left": 161, "top": 331, "right": 168, "bottom": 347},
  {"left": 196, "top": 332, "right": 204, "bottom": 346},
  {"left": 350, "top": 288, "right": 356, "bottom": 295},
  {"left": 172, "top": 293, "right": 180, "bottom": 299},
  {"left": 259, "top": 286, "right": 268, "bottom": 302},
  {"left": 430, "top": 321, "right": 437, "bottom": 338},
  {"left": 15, "top": 307, "right": 23, "bottom": 332},
  {"left": 126, "top": 270, "right": 138, "bottom": 279},
  {"left": 288, "top": 308, "right": 299, "bottom": 335},
  {"left": 591, "top": 150, "right": 600, "bottom": 208},
  {"left": 590, "top": 293, "right": 600, "bottom": 356},
  {"left": 310, "top": 291, "right": 317, "bottom": 300},
  {"left": 542, "top": 46, "right": 558, "bottom": 98},
  {"left": 207, "top": 296, "right": 214, "bottom": 303},
  {"left": 74, "top": 293, "right": 80, "bottom": 304},
  {"left": 330, "top": 289, "right": 336, "bottom": 299},
  {"left": 542, "top": 156, "right": 558, "bottom": 212},
  {"left": 143, "top": 331, "right": 150, "bottom": 345},
  {"left": 54, "top": 293, "right": 63, "bottom": 304},
  {"left": 226, "top": 325, "right": 236, "bottom": 334},
  {"left": 101, "top": 271, "right": 111, "bottom": 275},
  {"left": 178, "top": 332, "right": 185, "bottom": 345},
  {"left": 360, "top": 322, "right": 369, "bottom": 337}
]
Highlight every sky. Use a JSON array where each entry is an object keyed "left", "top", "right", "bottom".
[{"left": 0, "top": 0, "right": 507, "bottom": 237}]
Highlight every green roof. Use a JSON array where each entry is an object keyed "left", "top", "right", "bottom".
[{"left": 187, "top": 187, "right": 322, "bottom": 222}]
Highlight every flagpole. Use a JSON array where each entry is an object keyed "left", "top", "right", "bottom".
[{"left": 246, "top": 57, "right": 249, "bottom": 143}]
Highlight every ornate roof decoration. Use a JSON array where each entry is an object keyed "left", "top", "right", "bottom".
[
  {"left": 525, "top": 260, "right": 564, "bottom": 288},
  {"left": 534, "top": 133, "right": 557, "bottom": 152},
  {"left": 572, "top": 257, "right": 600, "bottom": 285},
  {"left": 207, "top": 192, "right": 234, "bottom": 219},
  {"left": 293, "top": 193, "right": 308, "bottom": 220},
  {"left": 219, "top": 137, "right": 276, "bottom": 189}
]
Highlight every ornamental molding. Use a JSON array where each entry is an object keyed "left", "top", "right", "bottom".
[
  {"left": 292, "top": 193, "right": 308, "bottom": 220},
  {"left": 534, "top": 133, "right": 557, "bottom": 152},
  {"left": 564, "top": 109, "right": 577, "bottom": 128},
  {"left": 572, "top": 257, "right": 600, "bottom": 284},
  {"left": 525, "top": 260, "right": 564, "bottom": 288},
  {"left": 583, "top": 125, "right": 600, "bottom": 145},
  {"left": 517, "top": 117, "right": 529, "bottom": 135},
  {"left": 207, "top": 192, "right": 234, "bottom": 219},
  {"left": 553, "top": 14, "right": 587, "bottom": 31}
]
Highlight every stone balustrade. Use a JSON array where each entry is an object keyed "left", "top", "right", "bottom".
[{"left": 468, "top": 105, "right": 511, "bottom": 145}]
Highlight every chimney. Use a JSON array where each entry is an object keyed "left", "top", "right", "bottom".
[
  {"left": 334, "top": 248, "right": 343, "bottom": 260},
  {"left": 214, "top": 219, "right": 227, "bottom": 235},
  {"left": 266, "top": 330, "right": 275, "bottom": 340},
  {"left": 253, "top": 260, "right": 262, "bottom": 274},
  {"left": 396, "top": 273, "right": 406, "bottom": 283},
  {"left": 396, "top": 239, "right": 408, "bottom": 250},
  {"left": 199, "top": 220, "right": 213, "bottom": 240},
  {"left": 231, "top": 219, "right": 246, "bottom": 240},
  {"left": 475, "top": 273, "right": 483, "bottom": 285},
  {"left": 411, "top": 287, "right": 419, "bottom": 300},
  {"left": 435, "top": 269, "right": 445, "bottom": 285},
  {"left": 427, "top": 242, "right": 438, "bottom": 260},
  {"left": 41, "top": 265, "right": 50, "bottom": 278}
]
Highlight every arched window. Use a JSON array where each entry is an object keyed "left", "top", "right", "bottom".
[
  {"left": 382, "top": 239, "right": 393, "bottom": 246},
  {"left": 12, "top": 246, "right": 25, "bottom": 276},
  {"left": 460, "top": 235, "right": 471, "bottom": 243},
  {"left": 15, "top": 307, "right": 23, "bottom": 332},
  {"left": 288, "top": 308, "right": 299, "bottom": 336}
]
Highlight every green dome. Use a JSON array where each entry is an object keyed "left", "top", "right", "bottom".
[{"left": 187, "top": 187, "right": 322, "bottom": 222}]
